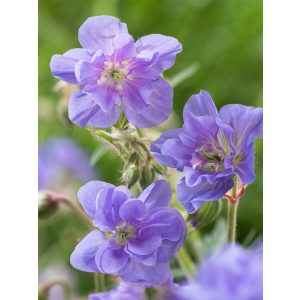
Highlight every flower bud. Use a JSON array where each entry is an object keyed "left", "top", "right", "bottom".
[
  {"left": 38, "top": 191, "right": 59, "bottom": 219},
  {"left": 189, "top": 200, "right": 223, "bottom": 229},
  {"left": 121, "top": 163, "right": 140, "bottom": 188},
  {"left": 139, "top": 164, "right": 155, "bottom": 189}
]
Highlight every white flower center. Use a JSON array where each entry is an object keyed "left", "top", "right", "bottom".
[{"left": 97, "top": 61, "right": 133, "bottom": 92}]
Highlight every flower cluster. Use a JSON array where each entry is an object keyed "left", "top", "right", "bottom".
[
  {"left": 151, "top": 90, "right": 263, "bottom": 213},
  {"left": 70, "top": 179, "right": 186, "bottom": 284},
  {"left": 50, "top": 16, "right": 182, "bottom": 128},
  {"left": 45, "top": 14, "right": 263, "bottom": 298}
]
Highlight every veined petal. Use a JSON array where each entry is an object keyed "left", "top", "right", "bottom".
[
  {"left": 183, "top": 114, "right": 219, "bottom": 144},
  {"left": 160, "top": 138, "right": 192, "bottom": 162},
  {"left": 138, "top": 179, "right": 172, "bottom": 211},
  {"left": 126, "top": 250, "right": 159, "bottom": 267},
  {"left": 183, "top": 90, "right": 219, "bottom": 122},
  {"left": 234, "top": 143, "right": 256, "bottom": 185},
  {"left": 122, "top": 77, "right": 173, "bottom": 128},
  {"left": 88, "top": 84, "right": 121, "bottom": 113},
  {"left": 120, "top": 258, "right": 171, "bottom": 284},
  {"left": 127, "top": 53, "right": 160, "bottom": 80},
  {"left": 68, "top": 91, "right": 120, "bottom": 128},
  {"left": 219, "top": 104, "right": 263, "bottom": 149},
  {"left": 177, "top": 176, "right": 234, "bottom": 213},
  {"left": 78, "top": 16, "right": 128, "bottom": 51},
  {"left": 107, "top": 33, "right": 136, "bottom": 60},
  {"left": 75, "top": 51, "right": 105, "bottom": 85},
  {"left": 151, "top": 128, "right": 185, "bottom": 169},
  {"left": 93, "top": 186, "right": 130, "bottom": 230},
  {"left": 126, "top": 234, "right": 162, "bottom": 256},
  {"left": 119, "top": 199, "right": 145, "bottom": 222},
  {"left": 139, "top": 208, "right": 186, "bottom": 242},
  {"left": 77, "top": 180, "right": 114, "bottom": 219},
  {"left": 122, "top": 79, "right": 150, "bottom": 112},
  {"left": 70, "top": 230, "right": 104, "bottom": 272},
  {"left": 95, "top": 246, "right": 129, "bottom": 274},
  {"left": 135, "top": 34, "right": 182, "bottom": 73},
  {"left": 50, "top": 48, "right": 93, "bottom": 84}
]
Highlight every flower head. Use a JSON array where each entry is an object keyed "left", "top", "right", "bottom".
[
  {"left": 50, "top": 16, "right": 182, "bottom": 128},
  {"left": 70, "top": 179, "right": 186, "bottom": 285},
  {"left": 89, "top": 281, "right": 146, "bottom": 300},
  {"left": 151, "top": 90, "right": 263, "bottom": 213},
  {"left": 89, "top": 278, "right": 182, "bottom": 300},
  {"left": 176, "top": 244, "right": 263, "bottom": 300}
]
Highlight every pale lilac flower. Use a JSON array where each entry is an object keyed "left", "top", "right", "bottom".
[
  {"left": 175, "top": 244, "right": 263, "bottom": 300},
  {"left": 38, "top": 138, "right": 96, "bottom": 191},
  {"left": 151, "top": 90, "right": 263, "bottom": 213},
  {"left": 70, "top": 180, "right": 186, "bottom": 285},
  {"left": 50, "top": 16, "right": 182, "bottom": 128},
  {"left": 89, "top": 282, "right": 146, "bottom": 300},
  {"left": 89, "top": 278, "right": 182, "bottom": 300}
]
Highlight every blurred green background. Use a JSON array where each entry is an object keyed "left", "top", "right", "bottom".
[{"left": 39, "top": 0, "right": 262, "bottom": 297}]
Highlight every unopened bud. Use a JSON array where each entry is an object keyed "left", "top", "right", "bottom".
[
  {"left": 38, "top": 191, "right": 59, "bottom": 219},
  {"left": 121, "top": 164, "right": 140, "bottom": 188},
  {"left": 139, "top": 164, "right": 155, "bottom": 189},
  {"left": 188, "top": 200, "right": 223, "bottom": 229}
]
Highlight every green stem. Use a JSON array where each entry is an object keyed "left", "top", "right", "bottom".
[
  {"left": 176, "top": 245, "right": 194, "bottom": 281},
  {"left": 227, "top": 176, "right": 239, "bottom": 243},
  {"left": 94, "top": 273, "right": 105, "bottom": 292},
  {"left": 227, "top": 199, "right": 239, "bottom": 243},
  {"left": 54, "top": 195, "right": 92, "bottom": 227},
  {"left": 94, "top": 130, "right": 116, "bottom": 144},
  {"left": 45, "top": 191, "right": 93, "bottom": 228}
]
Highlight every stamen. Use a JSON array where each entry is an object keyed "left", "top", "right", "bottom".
[{"left": 97, "top": 60, "right": 133, "bottom": 91}]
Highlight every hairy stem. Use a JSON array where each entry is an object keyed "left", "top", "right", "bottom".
[
  {"left": 44, "top": 191, "right": 92, "bottom": 227},
  {"left": 227, "top": 176, "right": 239, "bottom": 243},
  {"left": 227, "top": 199, "right": 239, "bottom": 243}
]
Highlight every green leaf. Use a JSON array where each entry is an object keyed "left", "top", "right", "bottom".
[{"left": 195, "top": 218, "right": 227, "bottom": 259}]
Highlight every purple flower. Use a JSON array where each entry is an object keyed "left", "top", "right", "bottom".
[
  {"left": 89, "top": 278, "right": 182, "bottom": 300},
  {"left": 89, "top": 281, "right": 146, "bottom": 300},
  {"left": 70, "top": 179, "right": 186, "bottom": 285},
  {"left": 38, "top": 138, "right": 96, "bottom": 191},
  {"left": 176, "top": 244, "right": 263, "bottom": 300},
  {"left": 151, "top": 90, "right": 263, "bottom": 213},
  {"left": 50, "top": 16, "right": 182, "bottom": 128}
]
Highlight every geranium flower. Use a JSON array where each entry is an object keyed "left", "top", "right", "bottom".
[
  {"left": 89, "top": 281, "right": 146, "bottom": 300},
  {"left": 175, "top": 244, "right": 263, "bottom": 300},
  {"left": 89, "top": 278, "right": 182, "bottom": 300},
  {"left": 151, "top": 90, "right": 262, "bottom": 213},
  {"left": 70, "top": 180, "right": 186, "bottom": 285},
  {"left": 50, "top": 16, "right": 182, "bottom": 128}
]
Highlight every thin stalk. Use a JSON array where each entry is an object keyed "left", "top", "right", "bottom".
[
  {"left": 176, "top": 246, "right": 194, "bottom": 281},
  {"left": 39, "top": 278, "right": 71, "bottom": 300},
  {"left": 94, "top": 130, "right": 116, "bottom": 144},
  {"left": 227, "top": 199, "right": 239, "bottom": 243},
  {"left": 45, "top": 191, "right": 93, "bottom": 227},
  {"left": 94, "top": 272, "right": 105, "bottom": 292},
  {"left": 58, "top": 196, "right": 92, "bottom": 227},
  {"left": 227, "top": 176, "right": 239, "bottom": 243}
]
